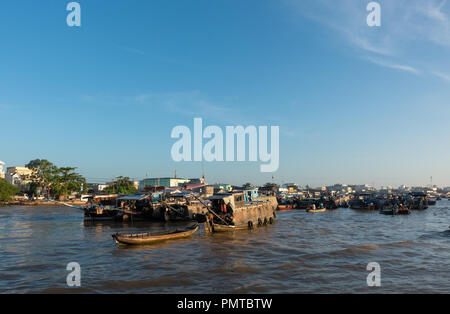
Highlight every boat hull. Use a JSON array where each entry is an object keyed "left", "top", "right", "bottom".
[
  {"left": 112, "top": 223, "right": 199, "bottom": 246},
  {"left": 307, "top": 208, "right": 326, "bottom": 213},
  {"left": 278, "top": 205, "right": 296, "bottom": 210}
]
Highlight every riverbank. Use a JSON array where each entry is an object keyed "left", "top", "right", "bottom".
[{"left": 0, "top": 200, "right": 86, "bottom": 207}]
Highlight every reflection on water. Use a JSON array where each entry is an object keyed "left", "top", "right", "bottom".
[{"left": 0, "top": 202, "right": 449, "bottom": 293}]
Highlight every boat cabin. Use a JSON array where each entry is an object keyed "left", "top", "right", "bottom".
[{"left": 207, "top": 193, "right": 246, "bottom": 213}]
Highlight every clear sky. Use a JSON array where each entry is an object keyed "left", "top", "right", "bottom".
[{"left": 1, "top": 0, "right": 450, "bottom": 187}]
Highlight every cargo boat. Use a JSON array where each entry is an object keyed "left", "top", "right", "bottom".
[{"left": 204, "top": 193, "right": 277, "bottom": 233}]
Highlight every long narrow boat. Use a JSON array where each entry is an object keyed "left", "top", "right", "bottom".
[
  {"left": 112, "top": 223, "right": 199, "bottom": 246},
  {"left": 278, "top": 204, "right": 297, "bottom": 210},
  {"left": 307, "top": 208, "right": 327, "bottom": 213},
  {"left": 380, "top": 207, "right": 411, "bottom": 216}
]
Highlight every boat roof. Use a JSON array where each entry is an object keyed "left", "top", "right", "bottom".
[
  {"left": 171, "top": 192, "right": 192, "bottom": 197},
  {"left": 117, "top": 194, "right": 150, "bottom": 201}
]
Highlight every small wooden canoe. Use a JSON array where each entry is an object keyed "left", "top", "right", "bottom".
[
  {"left": 307, "top": 208, "right": 326, "bottom": 213},
  {"left": 112, "top": 223, "right": 199, "bottom": 246},
  {"left": 380, "top": 208, "right": 411, "bottom": 216}
]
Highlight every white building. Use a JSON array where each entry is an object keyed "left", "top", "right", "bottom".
[
  {"left": 0, "top": 161, "right": 5, "bottom": 179},
  {"left": 6, "top": 167, "right": 33, "bottom": 187}
]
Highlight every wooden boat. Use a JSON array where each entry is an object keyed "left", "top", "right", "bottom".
[
  {"left": 307, "top": 208, "right": 326, "bottom": 213},
  {"left": 278, "top": 204, "right": 297, "bottom": 210},
  {"left": 112, "top": 223, "right": 199, "bottom": 246},
  {"left": 204, "top": 193, "right": 277, "bottom": 233},
  {"left": 380, "top": 207, "right": 411, "bottom": 216}
]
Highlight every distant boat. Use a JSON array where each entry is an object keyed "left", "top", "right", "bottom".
[
  {"left": 306, "top": 204, "right": 326, "bottom": 213},
  {"left": 278, "top": 204, "right": 297, "bottom": 210},
  {"left": 380, "top": 206, "right": 411, "bottom": 216},
  {"left": 112, "top": 223, "right": 199, "bottom": 246},
  {"left": 307, "top": 208, "right": 326, "bottom": 213}
]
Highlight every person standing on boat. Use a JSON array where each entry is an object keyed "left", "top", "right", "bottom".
[{"left": 220, "top": 200, "right": 227, "bottom": 213}]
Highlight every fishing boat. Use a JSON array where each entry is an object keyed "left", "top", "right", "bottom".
[
  {"left": 306, "top": 207, "right": 326, "bottom": 213},
  {"left": 380, "top": 206, "right": 411, "bottom": 216},
  {"left": 112, "top": 223, "right": 199, "bottom": 246},
  {"left": 278, "top": 204, "right": 297, "bottom": 210},
  {"left": 296, "top": 198, "right": 318, "bottom": 210},
  {"left": 409, "top": 192, "right": 429, "bottom": 210}
]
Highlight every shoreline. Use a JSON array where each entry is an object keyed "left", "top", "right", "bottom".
[{"left": 0, "top": 200, "right": 87, "bottom": 207}]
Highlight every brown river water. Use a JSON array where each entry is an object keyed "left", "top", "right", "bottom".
[{"left": 0, "top": 202, "right": 449, "bottom": 294}]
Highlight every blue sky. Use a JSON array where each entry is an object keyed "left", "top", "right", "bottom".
[{"left": 1, "top": 0, "right": 450, "bottom": 187}]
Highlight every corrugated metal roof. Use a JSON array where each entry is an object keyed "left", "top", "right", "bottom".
[{"left": 117, "top": 194, "right": 150, "bottom": 201}]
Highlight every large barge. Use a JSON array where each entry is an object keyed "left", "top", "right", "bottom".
[{"left": 203, "top": 193, "right": 278, "bottom": 233}]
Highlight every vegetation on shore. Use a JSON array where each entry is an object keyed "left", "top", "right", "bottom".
[
  {"left": 104, "top": 176, "right": 137, "bottom": 194},
  {"left": 23, "top": 159, "right": 86, "bottom": 200},
  {"left": 0, "top": 178, "right": 19, "bottom": 202}
]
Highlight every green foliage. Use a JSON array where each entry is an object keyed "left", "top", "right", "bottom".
[
  {"left": 0, "top": 178, "right": 19, "bottom": 202},
  {"left": 24, "top": 159, "right": 86, "bottom": 199},
  {"left": 50, "top": 167, "right": 86, "bottom": 199},
  {"left": 104, "top": 176, "right": 137, "bottom": 195},
  {"left": 243, "top": 183, "right": 253, "bottom": 189}
]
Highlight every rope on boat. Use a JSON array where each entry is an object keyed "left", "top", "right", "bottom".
[
  {"left": 188, "top": 193, "right": 231, "bottom": 226},
  {"left": 162, "top": 202, "right": 187, "bottom": 218}
]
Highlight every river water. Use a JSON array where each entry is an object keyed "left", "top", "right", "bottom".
[{"left": 0, "top": 201, "right": 449, "bottom": 294}]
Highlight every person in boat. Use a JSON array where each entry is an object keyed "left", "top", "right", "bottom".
[
  {"left": 220, "top": 200, "right": 227, "bottom": 213},
  {"left": 319, "top": 203, "right": 324, "bottom": 209}
]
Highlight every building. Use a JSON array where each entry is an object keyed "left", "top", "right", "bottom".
[
  {"left": 5, "top": 167, "right": 34, "bottom": 187},
  {"left": 326, "top": 184, "right": 353, "bottom": 194},
  {"left": 0, "top": 161, "right": 5, "bottom": 179},
  {"left": 140, "top": 177, "right": 191, "bottom": 189},
  {"left": 87, "top": 183, "right": 110, "bottom": 193}
]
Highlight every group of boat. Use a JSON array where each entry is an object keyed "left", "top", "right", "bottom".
[
  {"left": 62, "top": 190, "right": 279, "bottom": 246},
  {"left": 276, "top": 195, "right": 348, "bottom": 214},
  {"left": 276, "top": 191, "right": 441, "bottom": 216},
  {"left": 59, "top": 189, "right": 444, "bottom": 246}
]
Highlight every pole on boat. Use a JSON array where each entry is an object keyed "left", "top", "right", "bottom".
[{"left": 188, "top": 193, "right": 231, "bottom": 226}]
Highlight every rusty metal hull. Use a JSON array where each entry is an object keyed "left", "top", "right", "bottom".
[{"left": 205, "top": 200, "right": 277, "bottom": 233}]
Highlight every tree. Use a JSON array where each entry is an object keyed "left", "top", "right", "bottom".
[
  {"left": 24, "top": 159, "right": 86, "bottom": 199},
  {"left": 264, "top": 182, "right": 279, "bottom": 189},
  {"left": 0, "top": 178, "right": 19, "bottom": 202},
  {"left": 104, "top": 177, "right": 137, "bottom": 195},
  {"left": 243, "top": 183, "right": 253, "bottom": 189},
  {"left": 25, "top": 159, "right": 59, "bottom": 197},
  {"left": 51, "top": 167, "right": 86, "bottom": 200}
]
